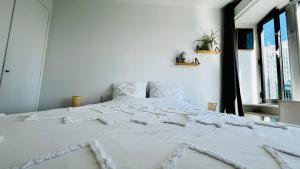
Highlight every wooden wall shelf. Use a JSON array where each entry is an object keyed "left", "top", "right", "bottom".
[
  {"left": 196, "top": 50, "right": 221, "bottom": 54},
  {"left": 175, "top": 62, "right": 200, "bottom": 66}
]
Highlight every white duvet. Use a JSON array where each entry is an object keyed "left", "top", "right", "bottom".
[{"left": 0, "top": 98, "right": 299, "bottom": 169}]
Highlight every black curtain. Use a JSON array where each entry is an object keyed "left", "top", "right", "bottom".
[{"left": 221, "top": 2, "right": 244, "bottom": 116}]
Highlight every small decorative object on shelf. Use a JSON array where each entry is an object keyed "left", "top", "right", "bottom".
[
  {"left": 195, "top": 58, "right": 200, "bottom": 65},
  {"left": 176, "top": 52, "right": 186, "bottom": 63},
  {"left": 215, "top": 47, "right": 221, "bottom": 52},
  {"left": 72, "top": 96, "right": 81, "bottom": 107},
  {"left": 194, "top": 30, "right": 221, "bottom": 54},
  {"left": 176, "top": 57, "right": 200, "bottom": 66},
  {"left": 196, "top": 45, "right": 200, "bottom": 52}
]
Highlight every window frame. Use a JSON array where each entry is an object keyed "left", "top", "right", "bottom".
[{"left": 257, "top": 8, "right": 288, "bottom": 104}]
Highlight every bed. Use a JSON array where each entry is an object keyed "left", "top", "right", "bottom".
[{"left": 0, "top": 97, "right": 299, "bottom": 169}]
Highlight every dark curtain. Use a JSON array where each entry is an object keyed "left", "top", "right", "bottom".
[{"left": 221, "top": 2, "right": 244, "bottom": 116}]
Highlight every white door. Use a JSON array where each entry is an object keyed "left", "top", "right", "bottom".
[
  {"left": 0, "top": 0, "right": 49, "bottom": 114},
  {"left": 0, "top": 0, "right": 15, "bottom": 76}
]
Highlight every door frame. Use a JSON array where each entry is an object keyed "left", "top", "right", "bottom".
[{"left": 34, "top": 0, "right": 52, "bottom": 111}]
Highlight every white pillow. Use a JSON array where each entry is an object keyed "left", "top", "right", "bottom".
[
  {"left": 112, "top": 82, "right": 147, "bottom": 99},
  {"left": 149, "top": 81, "right": 183, "bottom": 100}
]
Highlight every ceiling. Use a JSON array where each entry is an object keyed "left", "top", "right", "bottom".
[
  {"left": 235, "top": 0, "right": 290, "bottom": 26},
  {"left": 110, "top": 0, "right": 233, "bottom": 9}
]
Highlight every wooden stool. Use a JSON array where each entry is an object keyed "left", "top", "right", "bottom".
[{"left": 208, "top": 102, "right": 217, "bottom": 111}]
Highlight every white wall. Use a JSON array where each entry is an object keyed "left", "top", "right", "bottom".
[
  {"left": 38, "top": 0, "right": 222, "bottom": 110},
  {"left": 38, "top": 0, "right": 52, "bottom": 9},
  {"left": 238, "top": 50, "right": 260, "bottom": 104},
  {"left": 236, "top": 25, "right": 260, "bottom": 104}
]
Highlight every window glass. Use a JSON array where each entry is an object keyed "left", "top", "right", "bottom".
[
  {"left": 261, "top": 19, "right": 279, "bottom": 100},
  {"left": 280, "top": 12, "right": 292, "bottom": 100}
]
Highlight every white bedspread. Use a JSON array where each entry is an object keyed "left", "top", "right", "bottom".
[{"left": 0, "top": 98, "right": 299, "bottom": 169}]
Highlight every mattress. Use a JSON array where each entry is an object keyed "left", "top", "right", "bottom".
[{"left": 0, "top": 98, "right": 299, "bottom": 169}]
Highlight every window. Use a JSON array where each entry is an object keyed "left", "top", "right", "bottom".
[{"left": 258, "top": 9, "right": 292, "bottom": 103}]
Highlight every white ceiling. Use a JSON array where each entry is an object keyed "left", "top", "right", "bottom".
[
  {"left": 110, "top": 0, "right": 233, "bottom": 9},
  {"left": 235, "top": 0, "right": 290, "bottom": 26}
]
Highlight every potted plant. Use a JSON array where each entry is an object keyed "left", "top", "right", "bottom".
[{"left": 195, "top": 30, "right": 219, "bottom": 51}]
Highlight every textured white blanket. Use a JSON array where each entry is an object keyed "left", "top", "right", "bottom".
[
  {"left": 159, "top": 143, "right": 248, "bottom": 169},
  {"left": 0, "top": 98, "right": 299, "bottom": 169},
  {"left": 6, "top": 140, "right": 115, "bottom": 169}
]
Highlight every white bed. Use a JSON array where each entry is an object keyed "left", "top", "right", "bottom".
[{"left": 0, "top": 98, "right": 299, "bottom": 169}]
